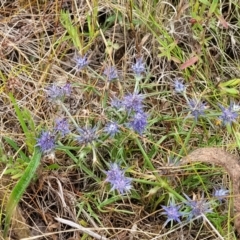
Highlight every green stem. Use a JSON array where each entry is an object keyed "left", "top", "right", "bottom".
[
  {"left": 60, "top": 102, "right": 79, "bottom": 129},
  {"left": 178, "top": 121, "right": 197, "bottom": 159}
]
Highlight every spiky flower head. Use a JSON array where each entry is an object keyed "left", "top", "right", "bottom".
[
  {"left": 128, "top": 111, "right": 147, "bottom": 135},
  {"left": 76, "top": 127, "right": 98, "bottom": 145},
  {"left": 174, "top": 78, "right": 186, "bottom": 93},
  {"left": 132, "top": 57, "right": 145, "bottom": 76},
  {"left": 103, "top": 66, "right": 118, "bottom": 81},
  {"left": 219, "top": 103, "right": 238, "bottom": 125},
  {"left": 183, "top": 193, "right": 212, "bottom": 220},
  {"left": 54, "top": 118, "right": 70, "bottom": 136},
  {"left": 47, "top": 83, "right": 71, "bottom": 101},
  {"left": 105, "top": 163, "right": 132, "bottom": 194},
  {"left": 75, "top": 54, "right": 89, "bottom": 70},
  {"left": 104, "top": 122, "right": 120, "bottom": 137},
  {"left": 188, "top": 98, "right": 206, "bottom": 120},
  {"left": 122, "top": 93, "right": 143, "bottom": 113},
  {"left": 161, "top": 200, "right": 183, "bottom": 227},
  {"left": 36, "top": 131, "right": 55, "bottom": 153},
  {"left": 213, "top": 187, "right": 229, "bottom": 202},
  {"left": 110, "top": 97, "right": 123, "bottom": 110}
]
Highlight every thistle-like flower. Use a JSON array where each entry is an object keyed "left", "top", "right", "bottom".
[
  {"left": 219, "top": 103, "right": 238, "bottom": 125},
  {"left": 105, "top": 163, "right": 132, "bottom": 194},
  {"left": 132, "top": 57, "right": 145, "bottom": 76},
  {"left": 104, "top": 122, "right": 120, "bottom": 137},
  {"left": 103, "top": 66, "right": 118, "bottom": 81},
  {"left": 76, "top": 127, "right": 98, "bottom": 145},
  {"left": 161, "top": 200, "right": 183, "bottom": 227},
  {"left": 122, "top": 93, "right": 143, "bottom": 113},
  {"left": 36, "top": 131, "right": 55, "bottom": 153},
  {"left": 54, "top": 118, "right": 70, "bottom": 136},
  {"left": 110, "top": 97, "right": 123, "bottom": 110},
  {"left": 75, "top": 54, "right": 89, "bottom": 70},
  {"left": 213, "top": 187, "right": 229, "bottom": 202},
  {"left": 128, "top": 111, "right": 147, "bottom": 135},
  {"left": 188, "top": 98, "right": 206, "bottom": 120},
  {"left": 174, "top": 78, "right": 186, "bottom": 93},
  {"left": 183, "top": 193, "right": 212, "bottom": 220},
  {"left": 47, "top": 83, "right": 71, "bottom": 101}
]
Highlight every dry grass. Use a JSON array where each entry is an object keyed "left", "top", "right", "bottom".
[{"left": 0, "top": 0, "right": 240, "bottom": 239}]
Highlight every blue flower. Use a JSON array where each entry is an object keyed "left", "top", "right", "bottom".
[
  {"left": 76, "top": 127, "right": 98, "bottom": 145},
  {"left": 128, "top": 111, "right": 147, "bottom": 135},
  {"left": 132, "top": 57, "right": 145, "bottom": 76},
  {"left": 110, "top": 97, "right": 123, "bottom": 110},
  {"left": 213, "top": 188, "right": 229, "bottom": 202},
  {"left": 54, "top": 118, "right": 70, "bottom": 136},
  {"left": 47, "top": 83, "right": 71, "bottom": 101},
  {"left": 122, "top": 93, "right": 143, "bottom": 112},
  {"left": 188, "top": 98, "right": 206, "bottom": 120},
  {"left": 36, "top": 131, "right": 55, "bottom": 153},
  {"left": 161, "top": 200, "right": 183, "bottom": 227},
  {"left": 75, "top": 55, "right": 89, "bottom": 70},
  {"left": 219, "top": 103, "right": 238, "bottom": 125},
  {"left": 105, "top": 163, "right": 132, "bottom": 194},
  {"left": 174, "top": 78, "right": 185, "bottom": 93},
  {"left": 183, "top": 193, "right": 212, "bottom": 220},
  {"left": 104, "top": 122, "right": 120, "bottom": 137},
  {"left": 103, "top": 66, "right": 118, "bottom": 81}
]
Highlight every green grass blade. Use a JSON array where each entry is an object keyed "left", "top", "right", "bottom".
[
  {"left": 3, "top": 137, "right": 30, "bottom": 162},
  {"left": 3, "top": 148, "right": 42, "bottom": 238},
  {"left": 9, "top": 93, "right": 35, "bottom": 154}
]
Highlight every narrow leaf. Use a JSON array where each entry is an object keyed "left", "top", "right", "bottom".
[
  {"left": 3, "top": 148, "right": 42, "bottom": 238},
  {"left": 180, "top": 56, "right": 199, "bottom": 70}
]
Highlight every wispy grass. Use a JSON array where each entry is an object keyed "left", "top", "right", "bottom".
[{"left": 0, "top": 0, "right": 240, "bottom": 239}]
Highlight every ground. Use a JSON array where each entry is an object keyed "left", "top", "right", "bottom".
[{"left": 0, "top": 0, "right": 240, "bottom": 239}]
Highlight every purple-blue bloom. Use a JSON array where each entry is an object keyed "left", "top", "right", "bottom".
[
  {"left": 103, "top": 66, "right": 118, "bottom": 81},
  {"left": 219, "top": 103, "right": 238, "bottom": 125},
  {"left": 76, "top": 127, "right": 98, "bottom": 145},
  {"left": 110, "top": 97, "right": 123, "bottom": 109},
  {"left": 75, "top": 55, "right": 89, "bottom": 70},
  {"left": 105, "top": 163, "right": 132, "bottom": 194},
  {"left": 36, "top": 131, "right": 55, "bottom": 153},
  {"left": 183, "top": 193, "right": 212, "bottom": 220},
  {"left": 47, "top": 83, "right": 71, "bottom": 101},
  {"left": 188, "top": 98, "right": 206, "bottom": 120},
  {"left": 104, "top": 122, "right": 119, "bottom": 137},
  {"left": 174, "top": 78, "right": 185, "bottom": 93},
  {"left": 54, "top": 118, "right": 70, "bottom": 136},
  {"left": 161, "top": 200, "right": 183, "bottom": 227},
  {"left": 122, "top": 93, "right": 143, "bottom": 112},
  {"left": 129, "top": 111, "right": 147, "bottom": 135},
  {"left": 132, "top": 57, "right": 145, "bottom": 76},
  {"left": 213, "top": 188, "right": 229, "bottom": 202}
]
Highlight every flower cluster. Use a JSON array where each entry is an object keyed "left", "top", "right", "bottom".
[
  {"left": 161, "top": 191, "right": 226, "bottom": 227},
  {"left": 173, "top": 78, "right": 186, "bottom": 93},
  {"left": 36, "top": 131, "right": 55, "bottom": 153},
  {"left": 75, "top": 54, "right": 89, "bottom": 70},
  {"left": 76, "top": 127, "right": 98, "bottom": 145},
  {"left": 110, "top": 92, "right": 148, "bottom": 135},
  {"left": 54, "top": 118, "right": 70, "bottom": 136},
  {"left": 188, "top": 98, "right": 206, "bottom": 120},
  {"left": 104, "top": 122, "right": 119, "bottom": 137},
  {"left": 105, "top": 163, "right": 132, "bottom": 194},
  {"left": 132, "top": 57, "right": 145, "bottom": 76},
  {"left": 219, "top": 103, "right": 238, "bottom": 125},
  {"left": 103, "top": 66, "right": 118, "bottom": 81},
  {"left": 174, "top": 81, "right": 239, "bottom": 124},
  {"left": 161, "top": 199, "right": 183, "bottom": 227},
  {"left": 47, "top": 83, "right": 71, "bottom": 101}
]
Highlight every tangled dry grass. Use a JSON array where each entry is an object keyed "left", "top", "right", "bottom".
[{"left": 1, "top": 0, "right": 240, "bottom": 239}]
